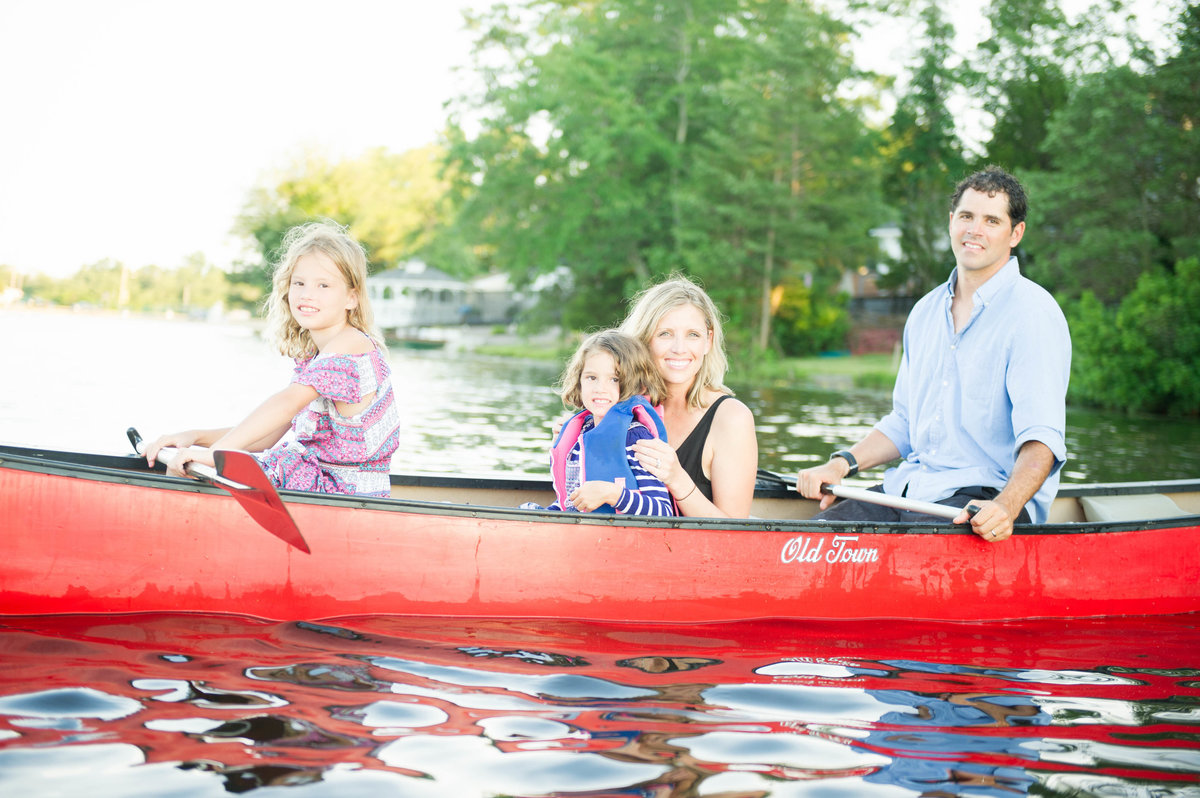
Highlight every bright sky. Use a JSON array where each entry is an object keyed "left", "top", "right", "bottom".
[
  {"left": 0, "top": 0, "right": 1175, "bottom": 279},
  {"left": 0, "top": 0, "right": 484, "bottom": 277}
]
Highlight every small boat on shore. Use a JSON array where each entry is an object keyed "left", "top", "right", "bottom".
[{"left": 2, "top": 443, "right": 1197, "bottom": 623}]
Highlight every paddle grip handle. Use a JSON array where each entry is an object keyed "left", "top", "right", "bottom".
[{"left": 137, "top": 440, "right": 225, "bottom": 484}]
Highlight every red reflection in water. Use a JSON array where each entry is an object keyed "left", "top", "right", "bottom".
[{"left": 0, "top": 613, "right": 1197, "bottom": 795}]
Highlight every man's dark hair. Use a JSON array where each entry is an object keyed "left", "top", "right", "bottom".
[{"left": 950, "top": 166, "right": 1027, "bottom": 225}]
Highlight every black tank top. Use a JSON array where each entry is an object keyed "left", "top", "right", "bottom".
[{"left": 674, "top": 395, "right": 730, "bottom": 503}]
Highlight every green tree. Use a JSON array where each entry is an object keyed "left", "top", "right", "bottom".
[
  {"left": 21, "top": 256, "right": 230, "bottom": 314},
  {"left": 234, "top": 145, "right": 458, "bottom": 284},
  {"left": 1027, "top": 42, "right": 1198, "bottom": 303},
  {"left": 38, "top": 260, "right": 127, "bottom": 309},
  {"left": 161, "top": 254, "right": 229, "bottom": 313},
  {"left": 1150, "top": 2, "right": 1200, "bottom": 269},
  {"left": 442, "top": 0, "right": 883, "bottom": 344},
  {"left": 1027, "top": 68, "right": 1156, "bottom": 303},
  {"left": 1067, "top": 258, "right": 1200, "bottom": 416},
  {"left": 0, "top": 264, "right": 23, "bottom": 302},
  {"left": 443, "top": 0, "right": 704, "bottom": 327},
  {"left": 118, "top": 254, "right": 228, "bottom": 313},
  {"left": 771, "top": 278, "right": 851, "bottom": 356},
  {"left": 878, "top": 0, "right": 969, "bottom": 297},
  {"left": 684, "top": 1, "right": 883, "bottom": 351},
  {"left": 976, "top": 0, "right": 1075, "bottom": 173}
]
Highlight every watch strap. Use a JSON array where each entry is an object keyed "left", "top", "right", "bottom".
[{"left": 830, "top": 450, "right": 858, "bottom": 478}]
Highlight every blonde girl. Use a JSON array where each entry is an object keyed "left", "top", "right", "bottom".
[{"left": 146, "top": 221, "right": 400, "bottom": 498}]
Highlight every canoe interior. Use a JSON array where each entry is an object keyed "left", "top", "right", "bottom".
[
  {"left": 386, "top": 470, "right": 1200, "bottom": 525},
  {"left": 3, "top": 443, "right": 1200, "bottom": 526}
]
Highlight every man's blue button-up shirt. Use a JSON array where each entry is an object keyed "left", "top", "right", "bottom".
[{"left": 874, "top": 257, "right": 1071, "bottom": 523}]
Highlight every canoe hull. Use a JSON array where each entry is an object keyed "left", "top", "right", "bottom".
[{"left": 2, "top": 447, "right": 1198, "bottom": 622}]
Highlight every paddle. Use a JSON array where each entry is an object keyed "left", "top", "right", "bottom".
[
  {"left": 127, "top": 427, "right": 310, "bottom": 554},
  {"left": 821, "top": 483, "right": 979, "bottom": 521},
  {"left": 756, "top": 468, "right": 978, "bottom": 521}
]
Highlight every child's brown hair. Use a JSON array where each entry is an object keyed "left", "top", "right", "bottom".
[{"left": 559, "top": 329, "right": 666, "bottom": 410}]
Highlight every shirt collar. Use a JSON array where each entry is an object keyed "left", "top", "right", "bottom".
[{"left": 947, "top": 256, "right": 1021, "bottom": 305}]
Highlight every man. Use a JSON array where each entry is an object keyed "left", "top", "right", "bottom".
[{"left": 796, "top": 167, "right": 1071, "bottom": 542}]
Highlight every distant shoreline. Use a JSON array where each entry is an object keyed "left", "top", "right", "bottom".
[{"left": 0, "top": 302, "right": 898, "bottom": 388}]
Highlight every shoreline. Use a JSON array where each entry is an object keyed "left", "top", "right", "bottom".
[{"left": 1, "top": 302, "right": 896, "bottom": 388}]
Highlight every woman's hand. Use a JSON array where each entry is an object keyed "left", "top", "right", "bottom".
[{"left": 632, "top": 438, "right": 684, "bottom": 492}]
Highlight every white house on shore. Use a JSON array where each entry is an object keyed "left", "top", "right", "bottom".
[
  {"left": 366, "top": 260, "right": 541, "bottom": 334},
  {"left": 367, "top": 260, "right": 467, "bottom": 331}
]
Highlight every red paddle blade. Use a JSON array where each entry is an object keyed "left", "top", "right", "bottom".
[{"left": 213, "top": 450, "right": 311, "bottom": 554}]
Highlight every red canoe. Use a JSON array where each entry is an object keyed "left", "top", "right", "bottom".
[{"left": 2, "top": 443, "right": 1198, "bottom": 622}]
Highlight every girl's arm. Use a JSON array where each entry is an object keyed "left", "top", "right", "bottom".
[
  {"left": 144, "top": 427, "right": 231, "bottom": 466},
  {"left": 612, "top": 472, "right": 675, "bottom": 516},
  {"left": 150, "top": 382, "right": 317, "bottom": 477},
  {"left": 211, "top": 382, "right": 318, "bottom": 452},
  {"left": 569, "top": 425, "right": 675, "bottom": 516},
  {"left": 614, "top": 427, "right": 675, "bottom": 516}
]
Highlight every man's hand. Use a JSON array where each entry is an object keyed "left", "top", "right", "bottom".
[
  {"left": 796, "top": 460, "right": 850, "bottom": 511},
  {"left": 954, "top": 499, "right": 1016, "bottom": 542}
]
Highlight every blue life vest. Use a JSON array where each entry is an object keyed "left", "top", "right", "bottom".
[{"left": 550, "top": 396, "right": 667, "bottom": 513}]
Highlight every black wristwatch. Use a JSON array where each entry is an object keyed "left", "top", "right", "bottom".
[{"left": 830, "top": 450, "right": 858, "bottom": 477}]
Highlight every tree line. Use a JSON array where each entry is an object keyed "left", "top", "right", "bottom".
[{"left": 11, "top": 0, "right": 1198, "bottom": 415}]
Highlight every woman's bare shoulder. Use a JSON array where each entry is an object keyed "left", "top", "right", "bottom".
[{"left": 712, "top": 393, "right": 754, "bottom": 426}]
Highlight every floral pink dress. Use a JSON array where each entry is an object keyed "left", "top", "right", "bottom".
[{"left": 256, "top": 345, "right": 400, "bottom": 498}]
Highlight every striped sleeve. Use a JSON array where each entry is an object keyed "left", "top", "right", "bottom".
[{"left": 613, "top": 423, "right": 676, "bottom": 517}]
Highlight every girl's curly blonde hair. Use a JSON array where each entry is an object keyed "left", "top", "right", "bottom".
[
  {"left": 559, "top": 329, "right": 667, "bottom": 410},
  {"left": 262, "top": 221, "right": 382, "bottom": 358}
]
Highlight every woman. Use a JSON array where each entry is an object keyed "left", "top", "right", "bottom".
[{"left": 620, "top": 275, "right": 758, "bottom": 517}]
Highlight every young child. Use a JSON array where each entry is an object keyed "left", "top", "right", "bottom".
[
  {"left": 145, "top": 221, "right": 400, "bottom": 498},
  {"left": 532, "top": 329, "right": 675, "bottom": 516}
]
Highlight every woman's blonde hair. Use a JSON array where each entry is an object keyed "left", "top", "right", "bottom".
[
  {"left": 620, "top": 274, "right": 730, "bottom": 409},
  {"left": 263, "top": 221, "right": 382, "bottom": 358},
  {"left": 559, "top": 329, "right": 667, "bottom": 410}
]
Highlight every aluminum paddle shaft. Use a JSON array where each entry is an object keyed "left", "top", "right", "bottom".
[{"left": 821, "top": 483, "right": 976, "bottom": 521}]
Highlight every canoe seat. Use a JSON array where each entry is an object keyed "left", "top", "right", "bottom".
[{"left": 1079, "top": 493, "right": 1191, "bottom": 523}]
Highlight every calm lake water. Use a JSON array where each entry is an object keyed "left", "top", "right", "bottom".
[
  {"left": 2, "top": 308, "right": 1198, "bottom": 482},
  {"left": 2, "top": 308, "right": 1199, "bottom": 796}
]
